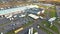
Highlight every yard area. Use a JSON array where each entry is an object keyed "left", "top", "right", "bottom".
[
  {"left": 38, "top": 5, "right": 56, "bottom": 18},
  {"left": 55, "top": 18, "right": 60, "bottom": 26},
  {"left": 40, "top": 5, "right": 56, "bottom": 18},
  {"left": 38, "top": 24, "right": 53, "bottom": 34},
  {"left": 48, "top": 6, "right": 56, "bottom": 18},
  {"left": 41, "top": 20, "right": 59, "bottom": 34},
  {"left": 33, "top": 29, "right": 37, "bottom": 34},
  {"left": 54, "top": 18, "right": 60, "bottom": 34}
]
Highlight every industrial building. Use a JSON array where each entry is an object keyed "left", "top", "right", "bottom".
[{"left": 0, "top": 5, "right": 39, "bottom": 18}]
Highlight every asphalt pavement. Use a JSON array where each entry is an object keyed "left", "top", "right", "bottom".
[
  {"left": 0, "top": 14, "right": 32, "bottom": 34},
  {"left": 17, "top": 19, "right": 47, "bottom": 34},
  {"left": 56, "top": 6, "right": 60, "bottom": 17}
]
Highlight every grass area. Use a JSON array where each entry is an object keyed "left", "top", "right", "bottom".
[
  {"left": 54, "top": 18, "right": 60, "bottom": 27},
  {"left": 39, "top": 5, "right": 49, "bottom": 9},
  {"left": 39, "top": 5, "right": 56, "bottom": 18},
  {"left": 6, "top": 30, "right": 15, "bottom": 34},
  {"left": 56, "top": 17, "right": 60, "bottom": 21},
  {"left": 22, "top": 21, "right": 33, "bottom": 28},
  {"left": 50, "top": 25, "right": 59, "bottom": 34},
  {"left": 49, "top": 6, "right": 56, "bottom": 18},
  {"left": 44, "top": 9, "right": 48, "bottom": 14},
  {"left": 38, "top": 24, "right": 53, "bottom": 34},
  {"left": 33, "top": 29, "right": 37, "bottom": 34},
  {"left": 55, "top": 21, "right": 60, "bottom": 26},
  {"left": 41, "top": 20, "right": 50, "bottom": 27},
  {"left": 54, "top": 19, "right": 60, "bottom": 34},
  {"left": 6, "top": 21, "right": 33, "bottom": 34},
  {"left": 41, "top": 20, "right": 59, "bottom": 34}
]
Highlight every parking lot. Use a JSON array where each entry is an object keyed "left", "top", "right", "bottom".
[
  {"left": 0, "top": 12, "right": 34, "bottom": 34},
  {"left": 0, "top": 5, "right": 45, "bottom": 34}
]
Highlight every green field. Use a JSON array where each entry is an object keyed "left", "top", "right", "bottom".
[
  {"left": 49, "top": 6, "right": 56, "bottom": 18},
  {"left": 42, "top": 5, "right": 56, "bottom": 18},
  {"left": 33, "top": 29, "right": 37, "bottom": 34},
  {"left": 41, "top": 20, "right": 59, "bottom": 34},
  {"left": 38, "top": 24, "right": 53, "bottom": 34}
]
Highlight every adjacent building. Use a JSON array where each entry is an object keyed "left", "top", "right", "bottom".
[
  {"left": 26, "top": 7, "right": 45, "bottom": 19},
  {"left": 28, "top": 14, "right": 39, "bottom": 19},
  {"left": 25, "top": 7, "right": 44, "bottom": 15}
]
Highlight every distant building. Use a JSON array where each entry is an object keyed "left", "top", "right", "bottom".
[
  {"left": 42, "top": 4, "right": 54, "bottom": 7},
  {"left": 38, "top": 0, "right": 60, "bottom": 2},
  {"left": 0, "top": 5, "right": 39, "bottom": 18},
  {"left": 27, "top": 0, "right": 38, "bottom": 2},
  {"left": 26, "top": 7, "right": 45, "bottom": 19}
]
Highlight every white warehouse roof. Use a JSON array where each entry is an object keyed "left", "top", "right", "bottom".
[
  {"left": 28, "top": 14, "right": 39, "bottom": 19},
  {"left": 0, "top": 5, "right": 39, "bottom": 15},
  {"left": 48, "top": 17, "right": 56, "bottom": 22}
]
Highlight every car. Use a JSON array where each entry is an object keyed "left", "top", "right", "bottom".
[{"left": 11, "top": 24, "right": 16, "bottom": 26}]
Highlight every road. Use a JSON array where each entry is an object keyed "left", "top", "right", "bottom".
[
  {"left": 55, "top": 5, "right": 60, "bottom": 34},
  {"left": 56, "top": 6, "right": 60, "bottom": 17},
  {"left": 17, "top": 19, "right": 47, "bottom": 34}
]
